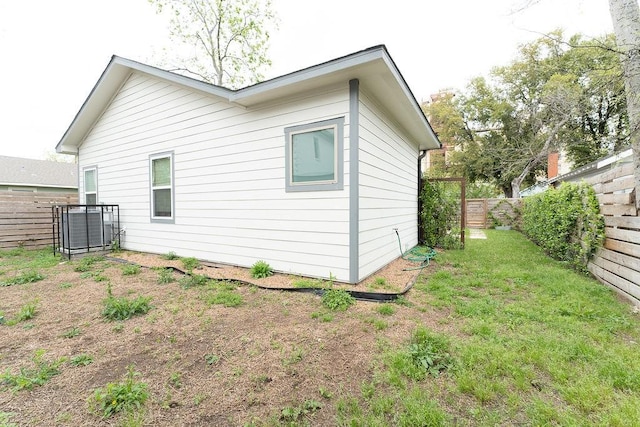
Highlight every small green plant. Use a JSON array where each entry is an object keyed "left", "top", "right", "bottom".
[
  {"left": 377, "top": 304, "right": 396, "bottom": 316},
  {"left": 202, "top": 290, "right": 243, "bottom": 307},
  {"left": 58, "top": 282, "right": 73, "bottom": 289},
  {"left": 250, "top": 260, "right": 273, "bottom": 279},
  {"left": 102, "top": 283, "right": 152, "bottom": 321},
  {"left": 0, "top": 270, "right": 45, "bottom": 286},
  {"left": 204, "top": 354, "right": 220, "bottom": 365},
  {"left": 162, "top": 251, "right": 179, "bottom": 260},
  {"left": 293, "top": 278, "right": 323, "bottom": 288},
  {"left": 168, "top": 372, "right": 182, "bottom": 389},
  {"left": 121, "top": 264, "right": 141, "bottom": 276},
  {"left": 62, "top": 326, "right": 81, "bottom": 338},
  {"left": 319, "top": 387, "right": 333, "bottom": 399},
  {"left": 283, "top": 346, "right": 305, "bottom": 365},
  {"left": 6, "top": 300, "right": 39, "bottom": 325},
  {"left": 311, "top": 311, "right": 334, "bottom": 322},
  {"left": 280, "top": 400, "right": 322, "bottom": 423},
  {"left": 88, "top": 365, "right": 149, "bottom": 418},
  {"left": 112, "top": 323, "right": 124, "bottom": 333},
  {"left": 0, "top": 350, "right": 65, "bottom": 391},
  {"left": 322, "top": 289, "right": 355, "bottom": 311},
  {"left": 156, "top": 268, "right": 175, "bottom": 284},
  {"left": 180, "top": 257, "right": 200, "bottom": 272},
  {"left": 389, "top": 327, "right": 455, "bottom": 380},
  {"left": 0, "top": 411, "right": 17, "bottom": 427},
  {"left": 73, "top": 256, "right": 103, "bottom": 272},
  {"left": 110, "top": 238, "right": 121, "bottom": 252},
  {"left": 70, "top": 354, "right": 94, "bottom": 367},
  {"left": 179, "top": 273, "right": 209, "bottom": 288}
]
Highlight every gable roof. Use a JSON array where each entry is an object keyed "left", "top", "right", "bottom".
[
  {"left": 56, "top": 45, "right": 440, "bottom": 154},
  {"left": 0, "top": 156, "right": 77, "bottom": 189}
]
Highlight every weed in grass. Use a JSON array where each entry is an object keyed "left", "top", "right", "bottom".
[
  {"left": 62, "top": 326, "right": 81, "bottom": 338},
  {"left": 162, "top": 251, "right": 179, "bottom": 260},
  {"left": 102, "top": 283, "right": 152, "bottom": 321},
  {"left": 179, "top": 273, "right": 209, "bottom": 288},
  {"left": 180, "top": 257, "right": 200, "bottom": 272},
  {"left": 122, "top": 264, "right": 141, "bottom": 276},
  {"left": 0, "top": 411, "right": 17, "bottom": 427},
  {"left": 88, "top": 365, "right": 149, "bottom": 418},
  {"left": 283, "top": 346, "right": 305, "bottom": 366},
  {"left": 387, "top": 326, "right": 455, "bottom": 381},
  {"left": 112, "top": 323, "right": 124, "bottom": 333},
  {"left": 293, "top": 278, "right": 323, "bottom": 288},
  {"left": 280, "top": 400, "right": 322, "bottom": 423},
  {"left": 202, "top": 290, "right": 243, "bottom": 307},
  {"left": 250, "top": 260, "right": 273, "bottom": 279},
  {"left": 0, "top": 270, "right": 44, "bottom": 286},
  {"left": 322, "top": 289, "right": 355, "bottom": 311},
  {"left": 311, "top": 311, "right": 334, "bottom": 322},
  {"left": 6, "top": 300, "right": 39, "bottom": 325},
  {"left": 364, "top": 317, "right": 388, "bottom": 331},
  {"left": 204, "top": 354, "right": 220, "bottom": 365},
  {"left": 377, "top": 304, "right": 396, "bottom": 316},
  {"left": 193, "top": 393, "right": 206, "bottom": 406},
  {"left": 168, "top": 372, "right": 182, "bottom": 389},
  {"left": 319, "top": 387, "right": 333, "bottom": 399},
  {"left": 59, "top": 282, "right": 73, "bottom": 289},
  {"left": 70, "top": 354, "right": 94, "bottom": 367},
  {"left": 0, "top": 349, "right": 65, "bottom": 391},
  {"left": 156, "top": 268, "right": 175, "bottom": 284},
  {"left": 73, "top": 256, "right": 103, "bottom": 272}
]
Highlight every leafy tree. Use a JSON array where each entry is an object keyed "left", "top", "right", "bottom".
[
  {"left": 149, "top": 0, "right": 277, "bottom": 88},
  {"left": 608, "top": 0, "right": 640, "bottom": 209},
  {"left": 432, "top": 32, "right": 628, "bottom": 197}
]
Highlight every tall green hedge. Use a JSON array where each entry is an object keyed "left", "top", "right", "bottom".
[
  {"left": 421, "top": 180, "right": 462, "bottom": 249},
  {"left": 521, "top": 182, "right": 604, "bottom": 272}
]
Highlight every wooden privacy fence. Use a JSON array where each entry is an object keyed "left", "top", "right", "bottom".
[
  {"left": 0, "top": 191, "right": 78, "bottom": 250},
  {"left": 466, "top": 198, "right": 521, "bottom": 229},
  {"left": 585, "top": 162, "right": 640, "bottom": 305}
]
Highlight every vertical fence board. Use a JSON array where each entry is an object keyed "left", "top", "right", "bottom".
[{"left": 0, "top": 191, "right": 78, "bottom": 249}]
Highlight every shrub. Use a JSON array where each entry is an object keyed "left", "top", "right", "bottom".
[
  {"left": 88, "top": 366, "right": 149, "bottom": 418},
  {"left": 521, "top": 182, "right": 604, "bottom": 272},
  {"left": 420, "top": 180, "right": 462, "bottom": 249},
  {"left": 322, "top": 289, "right": 355, "bottom": 311},
  {"left": 250, "top": 260, "right": 273, "bottom": 279}
]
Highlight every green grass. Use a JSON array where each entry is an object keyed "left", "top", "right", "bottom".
[
  {"left": 88, "top": 365, "right": 149, "bottom": 418},
  {"left": 0, "top": 270, "right": 45, "bottom": 286},
  {"left": 0, "top": 350, "right": 65, "bottom": 391},
  {"left": 338, "top": 230, "right": 640, "bottom": 425}
]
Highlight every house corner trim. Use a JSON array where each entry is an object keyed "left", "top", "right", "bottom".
[{"left": 349, "top": 79, "right": 360, "bottom": 284}]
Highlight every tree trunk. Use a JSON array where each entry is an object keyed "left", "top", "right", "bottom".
[{"left": 609, "top": 0, "right": 640, "bottom": 210}]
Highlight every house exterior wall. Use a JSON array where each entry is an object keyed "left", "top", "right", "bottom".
[
  {"left": 77, "top": 71, "right": 352, "bottom": 281},
  {"left": 357, "top": 89, "right": 419, "bottom": 280}
]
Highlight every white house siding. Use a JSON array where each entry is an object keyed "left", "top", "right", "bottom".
[
  {"left": 78, "top": 71, "right": 352, "bottom": 281},
  {"left": 358, "top": 90, "right": 419, "bottom": 281}
]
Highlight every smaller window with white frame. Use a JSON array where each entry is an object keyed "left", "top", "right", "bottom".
[
  {"left": 150, "top": 152, "right": 174, "bottom": 223},
  {"left": 285, "top": 117, "right": 344, "bottom": 192},
  {"left": 83, "top": 167, "right": 97, "bottom": 204}
]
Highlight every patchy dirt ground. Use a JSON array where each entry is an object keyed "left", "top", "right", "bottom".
[{"left": 0, "top": 250, "right": 443, "bottom": 426}]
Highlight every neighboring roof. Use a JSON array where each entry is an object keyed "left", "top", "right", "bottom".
[
  {"left": 0, "top": 156, "right": 77, "bottom": 189},
  {"left": 56, "top": 45, "right": 441, "bottom": 154}
]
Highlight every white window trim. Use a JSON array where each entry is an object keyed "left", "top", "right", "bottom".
[
  {"left": 83, "top": 166, "right": 97, "bottom": 205},
  {"left": 149, "top": 152, "right": 175, "bottom": 223},
  {"left": 284, "top": 117, "right": 344, "bottom": 192}
]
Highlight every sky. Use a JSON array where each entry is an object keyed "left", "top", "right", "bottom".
[{"left": 0, "top": 0, "right": 615, "bottom": 161}]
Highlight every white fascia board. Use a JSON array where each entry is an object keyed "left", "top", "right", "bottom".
[
  {"left": 232, "top": 48, "right": 385, "bottom": 103},
  {"left": 0, "top": 182, "right": 77, "bottom": 189}
]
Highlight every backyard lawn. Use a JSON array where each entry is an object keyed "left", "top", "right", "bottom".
[{"left": 1, "top": 230, "right": 639, "bottom": 426}]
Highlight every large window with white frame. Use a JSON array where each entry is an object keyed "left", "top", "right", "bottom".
[
  {"left": 284, "top": 117, "right": 344, "bottom": 192},
  {"left": 150, "top": 152, "right": 174, "bottom": 222},
  {"left": 83, "top": 167, "right": 97, "bottom": 204}
]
